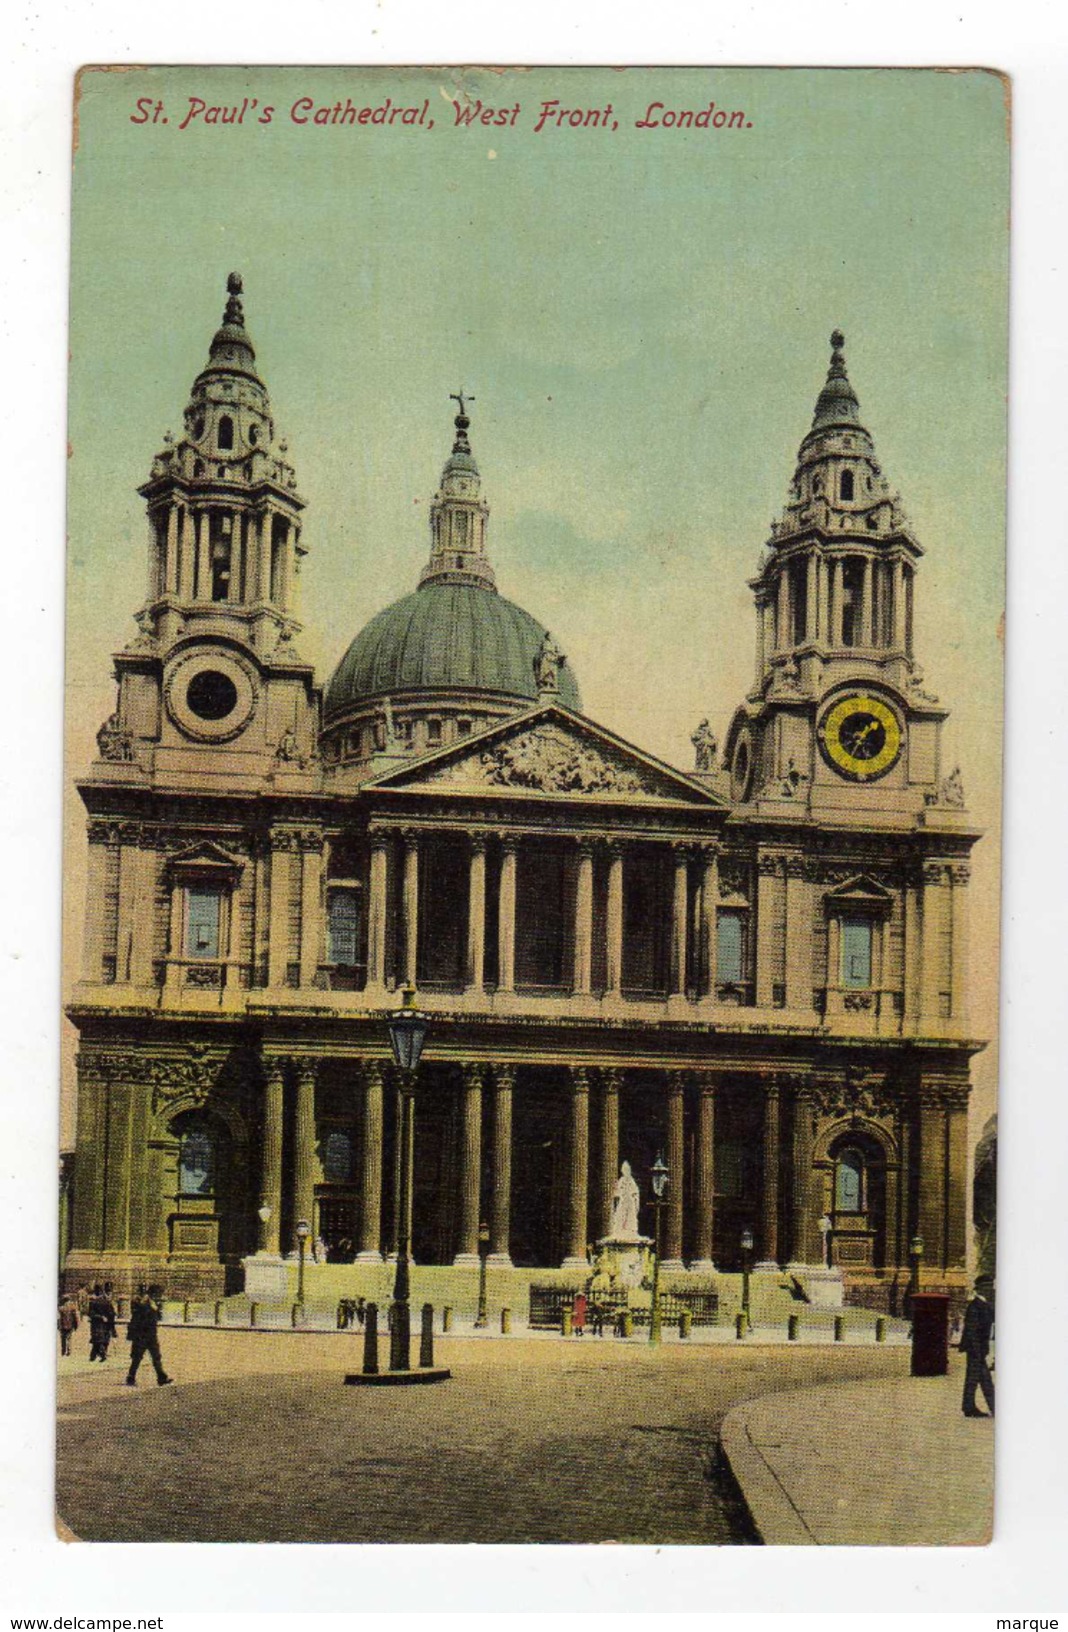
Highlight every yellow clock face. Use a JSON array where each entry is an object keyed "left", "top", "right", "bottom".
[{"left": 818, "top": 693, "right": 902, "bottom": 782}]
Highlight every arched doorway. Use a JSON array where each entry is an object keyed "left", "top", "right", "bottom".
[
  {"left": 166, "top": 1108, "right": 242, "bottom": 1269},
  {"left": 826, "top": 1130, "right": 887, "bottom": 1271}
]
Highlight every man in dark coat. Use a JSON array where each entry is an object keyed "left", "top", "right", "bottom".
[
  {"left": 125, "top": 1285, "right": 172, "bottom": 1387},
  {"left": 959, "top": 1277, "right": 995, "bottom": 1418},
  {"left": 87, "top": 1283, "right": 117, "bottom": 1362}
]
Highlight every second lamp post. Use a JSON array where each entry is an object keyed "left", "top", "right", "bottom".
[
  {"left": 386, "top": 985, "right": 430, "bottom": 1372},
  {"left": 649, "top": 1152, "right": 669, "bottom": 1345}
]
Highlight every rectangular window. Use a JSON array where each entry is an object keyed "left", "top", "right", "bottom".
[
  {"left": 427, "top": 718, "right": 442, "bottom": 745},
  {"left": 186, "top": 887, "right": 221, "bottom": 958},
  {"left": 327, "top": 889, "right": 360, "bottom": 966},
  {"left": 841, "top": 917, "right": 873, "bottom": 988},
  {"left": 716, "top": 911, "right": 745, "bottom": 985}
]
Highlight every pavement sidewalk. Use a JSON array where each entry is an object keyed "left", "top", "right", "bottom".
[{"left": 720, "top": 1356, "right": 993, "bottom": 1545}]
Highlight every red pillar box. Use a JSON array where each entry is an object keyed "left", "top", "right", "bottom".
[{"left": 910, "top": 1292, "right": 950, "bottom": 1376}]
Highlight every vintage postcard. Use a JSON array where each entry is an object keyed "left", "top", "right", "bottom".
[{"left": 57, "top": 64, "right": 1007, "bottom": 1545}]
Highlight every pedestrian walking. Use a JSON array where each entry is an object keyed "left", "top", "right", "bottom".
[
  {"left": 126, "top": 1285, "right": 172, "bottom": 1387},
  {"left": 571, "top": 1291, "right": 587, "bottom": 1337},
  {"left": 959, "top": 1277, "right": 995, "bottom": 1418},
  {"left": 58, "top": 1294, "right": 80, "bottom": 1356},
  {"left": 88, "top": 1283, "right": 117, "bottom": 1362}
]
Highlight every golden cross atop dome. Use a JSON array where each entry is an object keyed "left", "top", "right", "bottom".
[{"left": 449, "top": 390, "right": 474, "bottom": 418}]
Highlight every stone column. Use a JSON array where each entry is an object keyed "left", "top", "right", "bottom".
[
  {"left": 401, "top": 830, "right": 420, "bottom": 989},
  {"left": 691, "top": 1073, "right": 716, "bottom": 1271},
  {"left": 903, "top": 869, "right": 921, "bottom": 1021},
  {"left": 179, "top": 506, "right": 196, "bottom": 601},
  {"left": 165, "top": 874, "right": 184, "bottom": 1000},
  {"left": 919, "top": 861, "right": 947, "bottom": 1020},
  {"left": 918, "top": 1087, "right": 948, "bottom": 1273},
  {"left": 255, "top": 509, "right": 271, "bottom": 603},
  {"left": 356, "top": 1061, "right": 385, "bottom": 1261},
  {"left": 945, "top": 1089, "right": 969, "bottom": 1269},
  {"left": 488, "top": 1063, "right": 515, "bottom": 1266},
  {"left": 365, "top": 829, "right": 390, "bottom": 990},
  {"left": 830, "top": 558, "right": 844, "bottom": 646},
  {"left": 892, "top": 557, "right": 907, "bottom": 648},
  {"left": 755, "top": 854, "right": 779, "bottom": 1008},
  {"left": 805, "top": 550, "right": 818, "bottom": 642},
  {"left": 699, "top": 845, "right": 719, "bottom": 998},
  {"left": 776, "top": 566, "right": 790, "bottom": 650},
  {"left": 466, "top": 835, "right": 487, "bottom": 994},
  {"left": 950, "top": 863, "right": 970, "bottom": 1022},
  {"left": 298, "top": 832, "right": 323, "bottom": 989},
  {"left": 758, "top": 1079, "right": 781, "bottom": 1268},
  {"left": 605, "top": 841, "right": 625, "bottom": 997},
  {"left": 454, "top": 1064, "right": 483, "bottom": 1264},
  {"left": 662, "top": 1072, "right": 685, "bottom": 1269},
  {"left": 165, "top": 503, "right": 180, "bottom": 596},
  {"left": 129, "top": 842, "right": 158, "bottom": 988},
  {"left": 788, "top": 1085, "right": 816, "bottom": 1266},
  {"left": 784, "top": 857, "right": 814, "bottom": 1011},
  {"left": 81, "top": 827, "right": 109, "bottom": 982},
  {"left": 861, "top": 555, "right": 874, "bottom": 646},
  {"left": 293, "top": 1060, "right": 318, "bottom": 1247},
  {"left": 753, "top": 595, "right": 767, "bottom": 685},
  {"left": 497, "top": 835, "right": 517, "bottom": 993},
  {"left": 195, "top": 510, "right": 211, "bottom": 601},
  {"left": 562, "top": 1067, "right": 590, "bottom": 1269},
  {"left": 267, "top": 834, "right": 293, "bottom": 990},
  {"left": 573, "top": 839, "right": 595, "bottom": 996},
  {"left": 261, "top": 1058, "right": 285, "bottom": 1255},
  {"left": 596, "top": 1069, "right": 622, "bottom": 1240},
  {"left": 669, "top": 845, "right": 689, "bottom": 997},
  {"left": 816, "top": 555, "right": 829, "bottom": 642}
]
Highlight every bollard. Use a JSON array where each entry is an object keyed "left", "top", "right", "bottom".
[
  {"left": 875, "top": 1316, "right": 887, "bottom": 1343},
  {"left": 363, "top": 1302, "right": 379, "bottom": 1374},
  {"left": 249, "top": 1300, "right": 261, "bottom": 1329},
  {"left": 735, "top": 1311, "right": 747, "bottom": 1340},
  {"left": 442, "top": 1304, "right": 453, "bottom": 1333},
  {"left": 419, "top": 1303, "right": 434, "bottom": 1368},
  {"left": 501, "top": 1306, "right": 511, "bottom": 1335},
  {"left": 183, "top": 1300, "right": 193, "bottom": 1325},
  {"left": 621, "top": 1309, "right": 633, "bottom": 1338},
  {"left": 834, "top": 1314, "right": 845, "bottom": 1343},
  {"left": 561, "top": 1308, "right": 573, "bottom": 1337},
  {"left": 292, "top": 1302, "right": 304, "bottom": 1329},
  {"left": 679, "top": 1309, "right": 692, "bottom": 1340},
  {"left": 214, "top": 1299, "right": 225, "bottom": 1327},
  {"left": 788, "top": 1313, "right": 800, "bottom": 1342}
]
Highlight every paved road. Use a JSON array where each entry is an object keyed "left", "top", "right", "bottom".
[{"left": 56, "top": 1332, "right": 909, "bottom": 1544}]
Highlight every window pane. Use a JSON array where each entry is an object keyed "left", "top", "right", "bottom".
[
  {"left": 323, "top": 1130, "right": 353, "bottom": 1183},
  {"left": 840, "top": 917, "right": 872, "bottom": 988},
  {"left": 186, "top": 888, "right": 221, "bottom": 958},
  {"left": 328, "top": 890, "right": 360, "bottom": 965},
  {"left": 180, "top": 1127, "right": 215, "bottom": 1195},
  {"left": 717, "top": 912, "right": 744, "bottom": 984},
  {"left": 836, "top": 1149, "right": 864, "bottom": 1212}
]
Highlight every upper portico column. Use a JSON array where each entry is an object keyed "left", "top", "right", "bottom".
[
  {"left": 699, "top": 844, "right": 719, "bottom": 998},
  {"left": 366, "top": 827, "right": 390, "bottom": 991},
  {"left": 573, "top": 839, "right": 595, "bottom": 996},
  {"left": 497, "top": 834, "right": 518, "bottom": 993},
  {"left": 401, "top": 829, "right": 420, "bottom": 989},
  {"left": 605, "top": 840, "right": 625, "bottom": 998},
  {"left": 466, "top": 834, "right": 487, "bottom": 994},
  {"left": 669, "top": 844, "right": 690, "bottom": 998}
]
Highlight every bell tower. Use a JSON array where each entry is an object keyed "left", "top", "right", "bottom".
[
  {"left": 90, "top": 273, "right": 320, "bottom": 792},
  {"left": 723, "top": 332, "right": 953, "bottom": 816},
  {"left": 419, "top": 393, "right": 495, "bottom": 589}
]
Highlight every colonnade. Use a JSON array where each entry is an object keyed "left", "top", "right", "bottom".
[
  {"left": 146, "top": 498, "right": 299, "bottom": 611},
  {"left": 754, "top": 546, "right": 914, "bottom": 678}
]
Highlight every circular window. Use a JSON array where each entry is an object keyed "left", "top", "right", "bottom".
[{"left": 186, "top": 669, "right": 238, "bottom": 721}]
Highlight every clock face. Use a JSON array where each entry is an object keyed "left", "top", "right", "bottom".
[{"left": 818, "top": 693, "right": 902, "bottom": 782}]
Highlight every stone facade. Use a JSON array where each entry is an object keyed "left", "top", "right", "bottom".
[{"left": 65, "top": 284, "right": 981, "bottom": 1309}]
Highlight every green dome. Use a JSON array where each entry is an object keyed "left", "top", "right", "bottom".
[{"left": 324, "top": 582, "right": 582, "bottom": 719}]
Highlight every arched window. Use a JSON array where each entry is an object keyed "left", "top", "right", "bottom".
[
  {"left": 179, "top": 1124, "right": 215, "bottom": 1196},
  {"left": 840, "top": 470, "right": 855, "bottom": 501},
  {"left": 217, "top": 416, "right": 234, "bottom": 451},
  {"left": 835, "top": 1147, "right": 864, "bottom": 1213}
]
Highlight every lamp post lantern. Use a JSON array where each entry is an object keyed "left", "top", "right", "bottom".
[
  {"left": 649, "top": 1152, "right": 669, "bottom": 1345},
  {"left": 907, "top": 1232, "right": 925, "bottom": 1317},
  {"left": 295, "top": 1218, "right": 310, "bottom": 1309},
  {"left": 257, "top": 1202, "right": 272, "bottom": 1254},
  {"left": 387, "top": 984, "right": 429, "bottom": 1372},
  {"left": 475, "top": 1220, "right": 490, "bottom": 1329},
  {"left": 740, "top": 1227, "right": 754, "bottom": 1332}
]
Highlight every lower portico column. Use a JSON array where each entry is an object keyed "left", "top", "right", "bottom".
[
  {"left": 562, "top": 1067, "right": 590, "bottom": 1270},
  {"left": 260, "top": 1058, "right": 285, "bottom": 1255},
  {"left": 356, "top": 1061, "right": 385, "bottom": 1262},
  {"left": 757, "top": 1078, "right": 781, "bottom": 1268},
  {"left": 293, "top": 1059, "right": 318, "bottom": 1252},
  {"left": 487, "top": 1064, "right": 515, "bottom": 1267},
  {"left": 787, "top": 1084, "right": 816, "bottom": 1267},
  {"left": 662, "top": 1073, "right": 685, "bottom": 1269},
  {"left": 691, "top": 1072, "right": 716, "bottom": 1272},
  {"left": 597, "top": 1069, "right": 622, "bottom": 1240},
  {"left": 454, "top": 1064, "right": 483, "bottom": 1265}
]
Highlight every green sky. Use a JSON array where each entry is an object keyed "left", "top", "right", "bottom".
[{"left": 65, "top": 65, "right": 1008, "bottom": 1126}]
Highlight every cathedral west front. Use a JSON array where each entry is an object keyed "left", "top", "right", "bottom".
[{"left": 64, "top": 275, "right": 982, "bottom": 1314}]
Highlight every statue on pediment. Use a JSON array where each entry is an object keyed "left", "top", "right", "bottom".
[{"left": 691, "top": 718, "right": 718, "bottom": 772}]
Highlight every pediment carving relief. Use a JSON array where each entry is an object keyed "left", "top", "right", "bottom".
[{"left": 423, "top": 723, "right": 663, "bottom": 797}]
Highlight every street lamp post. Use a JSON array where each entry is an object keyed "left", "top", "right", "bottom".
[
  {"left": 740, "top": 1227, "right": 754, "bottom": 1333},
  {"left": 387, "top": 985, "right": 429, "bottom": 1373},
  {"left": 475, "top": 1220, "right": 490, "bottom": 1329},
  {"left": 295, "top": 1218, "right": 310, "bottom": 1309},
  {"left": 649, "top": 1152, "right": 669, "bottom": 1345}
]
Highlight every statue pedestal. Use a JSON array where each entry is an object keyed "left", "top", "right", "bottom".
[
  {"left": 789, "top": 1263, "right": 844, "bottom": 1308},
  {"left": 595, "top": 1235, "right": 653, "bottom": 1290},
  {"left": 241, "top": 1254, "right": 288, "bottom": 1301}
]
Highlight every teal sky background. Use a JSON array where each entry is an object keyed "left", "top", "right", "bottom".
[{"left": 65, "top": 65, "right": 1008, "bottom": 1127}]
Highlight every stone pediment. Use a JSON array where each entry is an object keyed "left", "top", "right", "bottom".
[
  {"left": 369, "top": 706, "right": 724, "bottom": 806},
  {"left": 166, "top": 839, "right": 245, "bottom": 877},
  {"left": 824, "top": 873, "right": 893, "bottom": 908}
]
